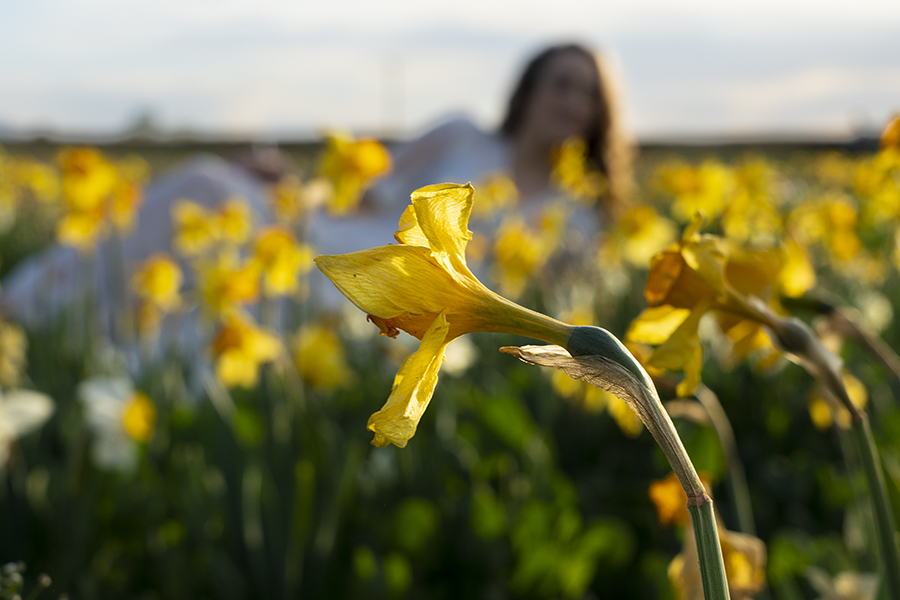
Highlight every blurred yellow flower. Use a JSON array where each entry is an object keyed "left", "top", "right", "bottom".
[
  {"left": 172, "top": 200, "right": 221, "bottom": 256},
  {"left": 552, "top": 137, "right": 606, "bottom": 203},
  {"left": 253, "top": 226, "right": 314, "bottom": 297},
  {"left": 808, "top": 371, "right": 868, "bottom": 430},
  {"left": 211, "top": 312, "right": 282, "bottom": 388},
  {"left": 58, "top": 147, "right": 118, "bottom": 214},
  {"left": 123, "top": 391, "right": 157, "bottom": 442},
  {"left": 493, "top": 218, "right": 546, "bottom": 299},
  {"left": 614, "top": 204, "right": 677, "bottom": 267},
  {"left": 723, "top": 157, "right": 782, "bottom": 243},
  {"left": 315, "top": 183, "right": 574, "bottom": 448},
  {"left": 198, "top": 252, "right": 260, "bottom": 314},
  {"left": 55, "top": 147, "right": 145, "bottom": 251},
  {"left": 294, "top": 323, "right": 353, "bottom": 389},
  {"left": 0, "top": 318, "right": 28, "bottom": 389},
  {"left": 109, "top": 180, "right": 143, "bottom": 233},
  {"left": 131, "top": 253, "right": 182, "bottom": 312},
  {"left": 217, "top": 197, "right": 252, "bottom": 244},
  {"left": 649, "top": 472, "right": 693, "bottom": 527},
  {"left": 472, "top": 172, "right": 518, "bottom": 218},
  {"left": 269, "top": 174, "right": 330, "bottom": 222},
  {"left": 319, "top": 132, "right": 392, "bottom": 216},
  {"left": 657, "top": 160, "right": 734, "bottom": 222}
]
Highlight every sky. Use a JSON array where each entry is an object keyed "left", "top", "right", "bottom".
[{"left": 1, "top": 0, "right": 899, "bottom": 141}]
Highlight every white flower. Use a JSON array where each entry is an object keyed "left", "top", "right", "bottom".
[
  {"left": 78, "top": 376, "right": 156, "bottom": 472},
  {"left": 0, "top": 388, "right": 55, "bottom": 469}
]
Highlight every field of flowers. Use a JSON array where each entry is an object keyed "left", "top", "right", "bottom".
[{"left": 1, "top": 121, "right": 900, "bottom": 599}]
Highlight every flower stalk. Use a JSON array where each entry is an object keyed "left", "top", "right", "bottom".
[
  {"left": 502, "top": 336, "right": 731, "bottom": 600},
  {"left": 759, "top": 307, "right": 900, "bottom": 599}
]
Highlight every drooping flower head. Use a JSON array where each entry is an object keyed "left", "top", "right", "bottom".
[{"left": 316, "top": 183, "right": 576, "bottom": 447}]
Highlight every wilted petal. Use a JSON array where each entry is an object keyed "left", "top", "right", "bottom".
[{"left": 368, "top": 312, "right": 450, "bottom": 448}]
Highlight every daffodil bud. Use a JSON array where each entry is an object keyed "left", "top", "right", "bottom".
[{"left": 566, "top": 325, "right": 653, "bottom": 391}]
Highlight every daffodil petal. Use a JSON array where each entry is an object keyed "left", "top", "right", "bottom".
[
  {"left": 367, "top": 312, "right": 450, "bottom": 448},
  {"left": 647, "top": 302, "right": 709, "bottom": 372},
  {"left": 394, "top": 204, "right": 430, "bottom": 247},
  {"left": 410, "top": 183, "right": 474, "bottom": 274},
  {"left": 626, "top": 306, "right": 692, "bottom": 345}
]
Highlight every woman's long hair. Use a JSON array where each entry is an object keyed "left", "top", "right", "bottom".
[{"left": 500, "top": 44, "right": 633, "bottom": 214}]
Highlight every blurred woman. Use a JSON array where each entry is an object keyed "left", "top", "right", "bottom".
[{"left": 367, "top": 43, "right": 632, "bottom": 225}]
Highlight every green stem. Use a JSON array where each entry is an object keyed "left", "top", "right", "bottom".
[
  {"left": 696, "top": 385, "right": 756, "bottom": 536},
  {"left": 852, "top": 416, "right": 900, "bottom": 599},
  {"left": 689, "top": 501, "right": 732, "bottom": 600}
]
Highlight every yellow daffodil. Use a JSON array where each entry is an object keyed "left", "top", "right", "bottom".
[
  {"left": 211, "top": 312, "right": 282, "bottom": 388},
  {"left": 58, "top": 147, "right": 118, "bottom": 214},
  {"left": 109, "top": 180, "right": 143, "bottom": 233},
  {"left": 198, "top": 252, "right": 260, "bottom": 315},
  {"left": 552, "top": 137, "right": 606, "bottom": 203},
  {"left": 131, "top": 253, "right": 183, "bottom": 312},
  {"left": 808, "top": 371, "right": 868, "bottom": 430},
  {"left": 253, "top": 226, "right": 314, "bottom": 296},
  {"left": 0, "top": 318, "right": 28, "bottom": 389},
  {"left": 613, "top": 204, "right": 678, "bottom": 267},
  {"left": 319, "top": 132, "right": 392, "bottom": 216},
  {"left": 269, "top": 174, "right": 330, "bottom": 223},
  {"left": 217, "top": 197, "right": 252, "bottom": 245},
  {"left": 294, "top": 323, "right": 353, "bottom": 389},
  {"left": 492, "top": 217, "right": 547, "bottom": 299},
  {"left": 656, "top": 160, "right": 734, "bottom": 222},
  {"left": 723, "top": 157, "right": 782, "bottom": 244},
  {"left": 55, "top": 147, "right": 146, "bottom": 251},
  {"left": 171, "top": 199, "right": 221, "bottom": 256},
  {"left": 472, "top": 172, "right": 518, "bottom": 218},
  {"left": 316, "top": 183, "right": 578, "bottom": 448},
  {"left": 628, "top": 213, "right": 811, "bottom": 396}
]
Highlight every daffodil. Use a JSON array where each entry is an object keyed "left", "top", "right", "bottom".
[
  {"left": 294, "top": 323, "right": 353, "bottom": 389},
  {"left": 55, "top": 147, "right": 145, "bottom": 251},
  {"left": 217, "top": 197, "right": 252, "bottom": 244},
  {"left": 319, "top": 132, "right": 392, "bottom": 216},
  {"left": 0, "top": 388, "right": 55, "bottom": 469},
  {"left": 78, "top": 376, "right": 156, "bottom": 471},
  {"left": 131, "top": 253, "right": 183, "bottom": 312},
  {"left": 316, "top": 183, "right": 585, "bottom": 448},
  {"left": 171, "top": 199, "right": 221, "bottom": 256},
  {"left": 0, "top": 318, "right": 27, "bottom": 389},
  {"left": 197, "top": 252, "right": 260, "bottom": 315},
  {"left": 253, "top": 226, "right": 314, "bottom": 297},
  {"left": 808, "top": 371, "right": 868, "bottom": 430},
  {"left": 656, "top": 160, "right": 735, "bottom": 223},
  {"left": 551, "top": 137, "right": 606, "bottom": 203},
  {"left": 211, "top": 312, "right": 282, "bottom": 388},
  {"left": 627, "top": 213, "right": 813, "bottom": 396}
]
